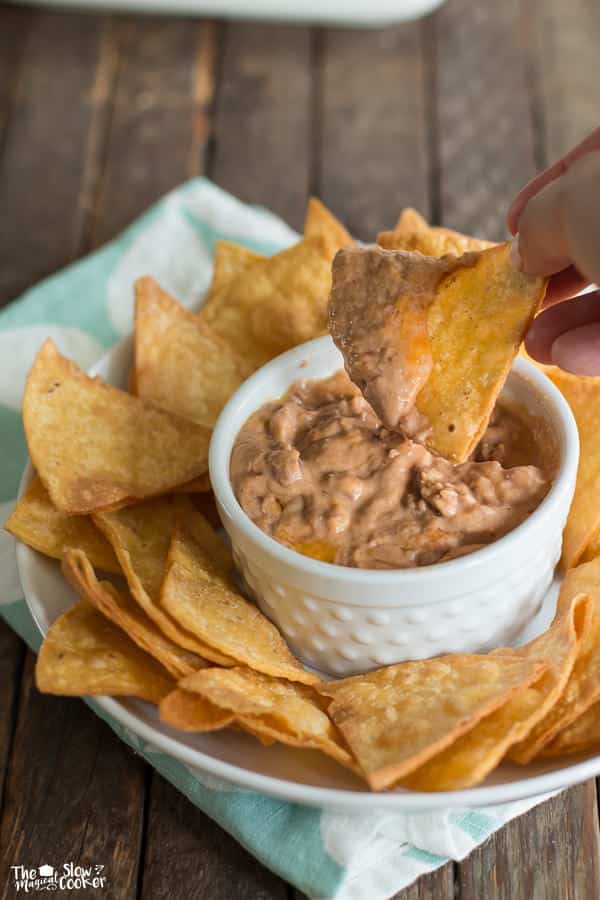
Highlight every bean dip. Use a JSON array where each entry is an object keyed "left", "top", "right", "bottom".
[{"left": 230, "top": 371, "right": 551, "bottom": 570}]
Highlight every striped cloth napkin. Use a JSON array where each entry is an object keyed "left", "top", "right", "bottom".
[{"left": 0, "top": 178, "right": 554, "bottom": 900}]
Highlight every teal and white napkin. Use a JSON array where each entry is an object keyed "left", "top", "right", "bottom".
[{"left": 0, "top": 179, "right": 555, "bottom": 900}]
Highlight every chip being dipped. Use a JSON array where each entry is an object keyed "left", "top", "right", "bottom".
[{"left": 329, "top": 243, "right": 547, "bottom": 462}]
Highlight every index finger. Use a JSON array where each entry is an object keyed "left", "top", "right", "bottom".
[{"left": 507, "top": 126, "right": 600, "bottom": 234}]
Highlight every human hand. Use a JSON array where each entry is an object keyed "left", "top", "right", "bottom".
[{"left": 507, "top": 127, "right": 600, "bottom": 375}]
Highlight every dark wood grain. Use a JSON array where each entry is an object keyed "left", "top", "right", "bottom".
[
  {"left": 140, "top": 774, "right": 288, "bottom": 900},
  {"left": 0, "top": 621, "right": 25, "bottom": 813},
  {"left": 0, "top": 11, "right": 107, "bottom": 305},
  {"left": 529, "top": 0, "right": 600, "bottom": 165},
  {"left": 318, "top": 22, "right": 431, "bottom": 241},
  {"left": 211, "top": 23, "right": 312, "bottom": 232},
  {"left": 433, "top": 0, "right": 536, "bottom": 241},
  {"left": 0, "top": 5, "right": 35, "bottom": 159},
  {"left": 0, "top": 654, "right": 145, "bottom": 900},
  {"left": 458, "top": 782, "right": 600, "bottom": 899},
  {"left": 89, "top": 17, "right": 218, "bottom": 248}
]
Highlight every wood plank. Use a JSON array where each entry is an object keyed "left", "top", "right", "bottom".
[
  {"left": 0, "top": 621, "right": 25, "bottom": 813},
  {"left": 0, "top": 653, "right": 145, "bottom": 900},
  {"left": 529, "top": 0, "right": 600, "bottom": 163},
  {"left": 138, "top": 22, "right": 303, "bottom": 898},
  {"left": 0, "top": 6, "right": 35, "bottom": 153},
  {"left": 140, "top": 774, "right": 288, "bottom": 899},
  {"left": 0, "top": 11, "right": 108, "bottom": 306},
  {"left": 90, "top": 17, "right": 218, "bottom": 247},
  {"left": 318, "top": 23, "right": 430, "bottom": 241},
  {"left": 458, "top": 782, "right": 600, "bottom": 899},
  {"left": 433, "top": 0, "right": 536, "bottom": 241},
  {"left": 211, "top": 23, "right": 311, "bottom": 232}
]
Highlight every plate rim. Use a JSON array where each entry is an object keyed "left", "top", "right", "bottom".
[{"left": 16, "top": 335, "right": 600, "bottom": 811}]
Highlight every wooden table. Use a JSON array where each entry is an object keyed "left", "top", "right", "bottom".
[{"left": 0, "top": 2, "right": 599, "bottom": 897}]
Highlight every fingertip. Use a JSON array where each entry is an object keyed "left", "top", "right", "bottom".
[{"left": 550, "top": 322, "right": 600, "bottom": 376}]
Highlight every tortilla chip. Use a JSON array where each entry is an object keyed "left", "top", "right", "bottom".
[
  {"left": 23, "top": 340, "right": 212, "bottom": 514},
  {"left": 134, "top": 277, "right": 250, "bottom": 428},
  {"left": 5, "top": 477, "right": 120, "bottom": 573},
  {"left": 509, "top": 557, "right": 600, "bottom": 761},
  {"left": 160, "top": 528, "right": 318, "bottom": 685},
  {"left": 329, "top": 244, "right": 547, "bottom": 462},
  {"left": 201, "top": 201, "right": 352, "bottom": 369},
  {"left": 316, "top": 654, "right": 545, "bottom": 791},
  {"left": 173, "top": 474, "right": 211, "bottom": 494},
  {"left": 93, "top": 496, "right": 235, "bottom": 666},
  {"left": 544, "top": 370, "right": 600, "bottom": 568},
  {"left": 162, "top": 667, "right": 354, "bottom": 769},
  {"left": 377, "top": 207, "right": 494, "bottom": 256},
  {"left": 541, "top": 699, "right": 600, "bottom": 757},
  {"left": 399, "top": 594, "right": 590, "bottom": 789},
  {"left": 205, "top": 240, "right": 265, "bottom": 302},
  {"left": 35, "top": 601, "right": 174, "bottom": 702},
  {"left": 160, "top": 687, "right": 234, "bottom": 732},
  {"left": 582, "top": 531, "right": 600, "bottom": 564},
  {"left": 303, "top": 197, "right": 353, "bottom": 261},
  {"left": 62, "top": 548, "right": 207, "bottom": 679}
]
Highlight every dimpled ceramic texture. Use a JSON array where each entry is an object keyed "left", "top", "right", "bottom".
[{"left": 210, "top": 337, "right": 579, "bottom": 677}]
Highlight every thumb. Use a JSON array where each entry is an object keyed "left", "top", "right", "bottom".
[{"left": 515, "top": 151, "right": 600, "bottom": 286}]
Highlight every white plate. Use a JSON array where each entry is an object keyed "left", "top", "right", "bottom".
[
  {"left": 9, "top": 0, "right": 446, "bottom": 27},
  {"left": 17, "top": 337, "right": 600, "bottom": 811}
]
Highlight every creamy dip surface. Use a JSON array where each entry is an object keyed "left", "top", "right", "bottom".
[{"left": 230, "top": 371, "right": 552, "bottom": 570}]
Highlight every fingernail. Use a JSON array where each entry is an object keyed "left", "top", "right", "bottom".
[
  {"left": 551, "top": 322, "right": 600, "bottom": 375},
  {"left": 509, "top": 235, "right": 522, "bottom": 271}
]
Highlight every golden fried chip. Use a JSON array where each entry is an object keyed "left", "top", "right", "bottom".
[
  {"left": 303, "top": 197, "right": 353, "bottom": 261},
  {"left": 316, "top": 654, "right": 545, "bottom": 791},
  {"left": 201, "top": 201, "right": 352, "bottom": 369},
  {"left": 377, "top": 207, "right": 494, "bottom": 256},
  {"left": 62, "top": 548, "right": 207, "bottom": 679},
  {"left": 163, "top": 667, "right": 354, "bottom": 769},
  {"left": 582, "top": 530, "right": 600, "bottom": 564},
  {"left": 544, "top": 370, "right": 600, "bottom": 568},
  {"left": 173, "top": 474, "right": 212, "bottom": 494},
  {"left": 541, "top": 699, "right": 600, "bottom": 757},
  {"left": 160, "top": 528, "right": 318, "bottom": 685},
  {"left": 94, "top": 496, "right": 235, "bottom": 666},
  {"left": 36, "top": 601, "right": 174, "bottom": 702},
  {"left": 329, "top": 244, "right": 547, "bottom": 462},
  {"left": 23, "top": 340, "right": 212, "bottom": 514},
  {"left": 160, "top": 687, "right": 234, "bottom": 732},
  {"left": 134, "top": 277, "right": 250, "bottom": 428},
  {"left": 205, "top": 240, "right": 266, "bottom": 302},
  {"left": 399, "top": 594, "right": 590, "bottom": 789},
  {"left": 509, "top": 558, "right": 600, "bottom": 760},
  {"left": 5, "top": 478, "right": 120, "bottom": 573}
]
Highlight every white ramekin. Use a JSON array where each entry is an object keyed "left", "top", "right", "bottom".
[{"left": 210, "top": 336, "right": 579, "bottom": 677}]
